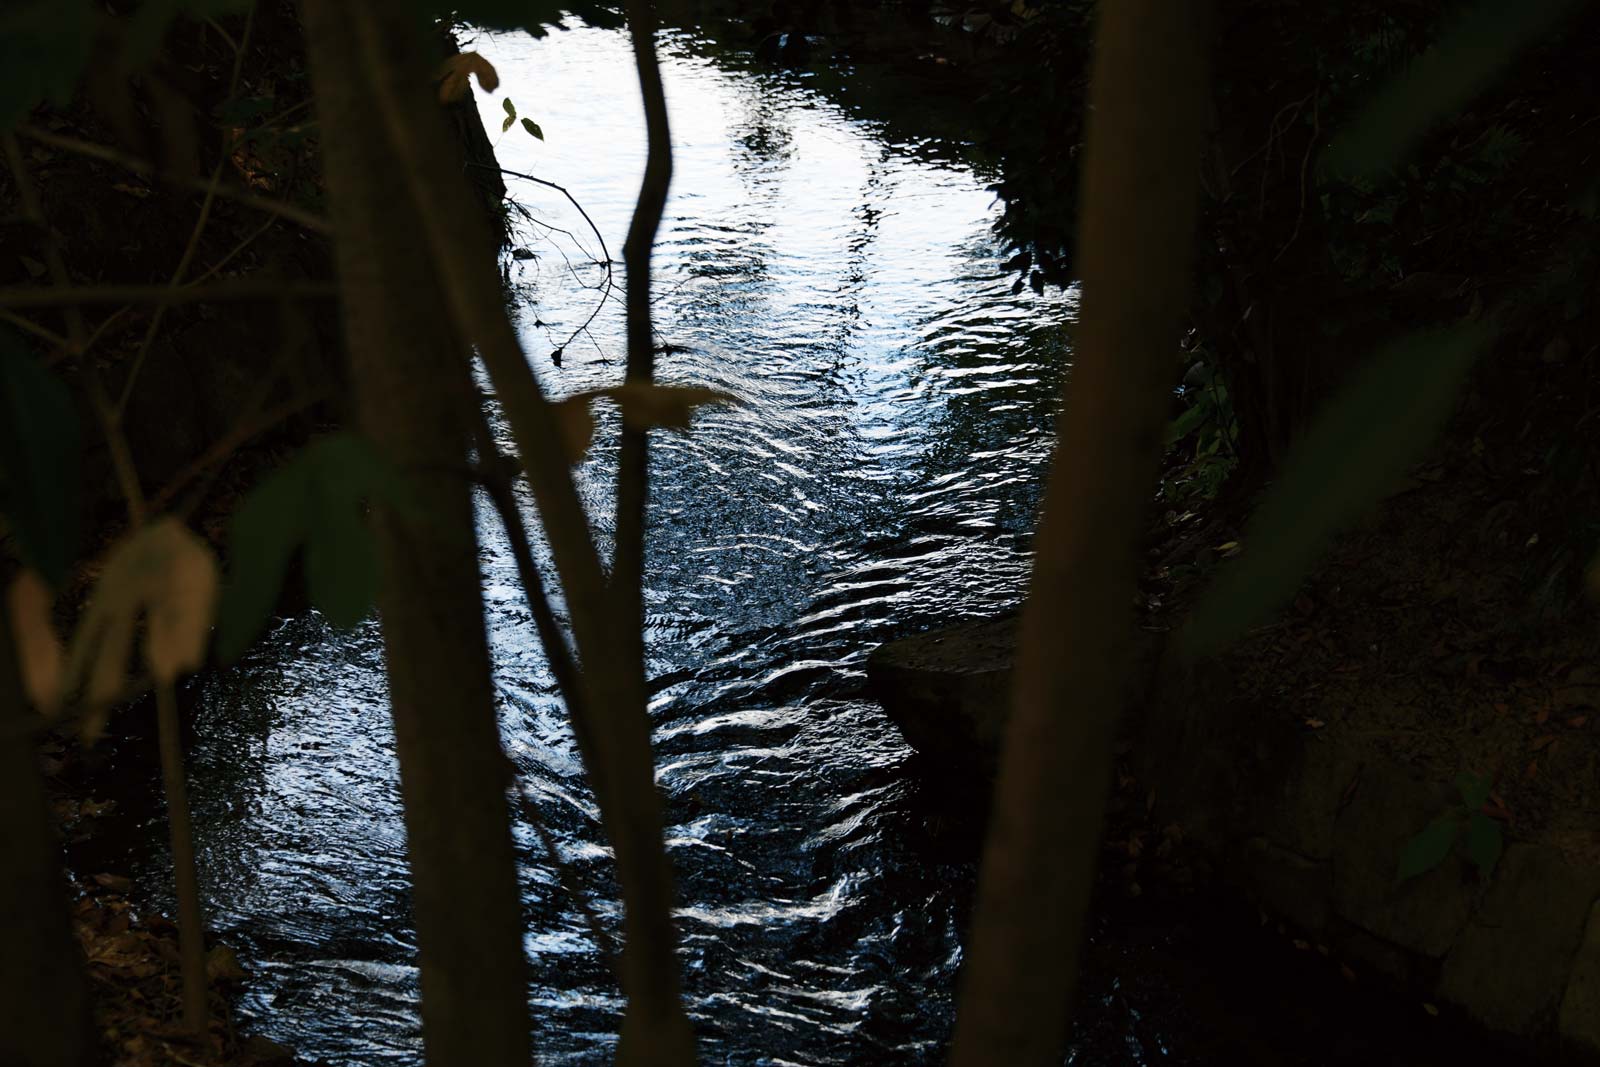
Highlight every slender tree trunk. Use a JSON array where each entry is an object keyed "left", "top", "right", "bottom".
[
  {"left": 948, "top": 4, "right": 1211, "bottom": 1065},
  {"left": 321, "top": 3, "right": 696, "bottom": 1058},
  {"left": 610, "top": 5, "right": 694, "bottom": 1062},
  {"left": 302, "top": 4, "right": 532, "bottom": 1065},
  {"left": 155, "top": 681, "right": 209, "bottom": 1034},
  {"left": 0, "top": 611, "right": 96, "bottom": 1067}
]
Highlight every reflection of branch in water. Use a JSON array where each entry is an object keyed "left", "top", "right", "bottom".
[{"left": 468, "top": 162, "right": 616, "bottom": 363}]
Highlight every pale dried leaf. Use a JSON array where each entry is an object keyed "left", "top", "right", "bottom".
[
  {"left": 63, "top": 519, "right": 219, "bottom": 717},
  {"left": 145, "top": 523, "right": 218, "bottom": 682},
  {"left": 436, "top": 52, "right": 499, "bottom": 104},
  {"left": 7, "top": 570, "right": 65, "bottom": 713},
  {"left": 606, "top": 383, "right": 733, "bottom": 432},
  {"left": 85, "top": 610, "right": 134, "bottom": 708}
]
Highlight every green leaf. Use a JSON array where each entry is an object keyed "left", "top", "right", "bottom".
[
  {"left": 1165, "top": 401, "right": 1210, "bottom": 446},
  {"left": 216, "top": 433, "right": 407, "bottom": 659},
  {"left": 1183, "top": 321, "right": 1492, "bottom": 659},
  {"left": 502, "top": 97, "right": 516, "bottom": 119},
  {"left": 1465, "top": 813, "right": 1503, "bottom": 877},
  {"left": 217, "top": 464, "right": 309, "bottom": 663},
  {"left": 521, "top": 118, "right": 544, "bottom": 141},
  {"left": 0, "top": 331, "right": 81, "bottom": 584},
  {"left": 1398, "top": 816, "right": 1461, "bottom": 882},
  {"left": 1324, "top": 0, "right": 1584, "bottom": 178},
  {"left": 305, "top": 489, "right": 376, "bottom": 629},
  {"left": 1455, "top": 771, "right": 1492, "bottom": 812},
  {"left": 502, "top": 114, "right": 514, "bottom": 133}
]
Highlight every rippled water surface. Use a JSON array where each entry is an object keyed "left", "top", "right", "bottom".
[{"left": 177, "top": 25, "right": 1074, "bottom": 1065}]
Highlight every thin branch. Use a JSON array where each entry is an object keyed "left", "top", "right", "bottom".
[
  {"left": 0, "top": 280, "right": 337, "bottom": 309},
  {"left": 342, "top": 4, "right": 693, "bottom": 1057},
  {"left": 0, "top": 308, "right": 67, "bottom": 349},
  {"left": 514, "top": 782, "right": 622, "bottom": 976},
  {"left": 613, "top": 0, "right": 673, "bottom": 601},
  {"left": 13, "top": 124, "right": 331, "bottom": 234},
  {"left": 468, "top": 162, "right": 616, "bottom": 356},
  {"left": 151, "top": 387, "right": 332, "bottom": 517},
  {"left": 4, "top": 132, "right": 146, "bottom": 522},
  {"left": 155, "top": 681, "right": 209, "bottom": 1034},
  {"left": 470, "top": 164, "right": 613, "bottom": 266},
  {"left": 188, "top": 214, "right": 280, "bottom": 287},
  {"left": 117, "top": 6, "right": 258, "bottom": 415}
]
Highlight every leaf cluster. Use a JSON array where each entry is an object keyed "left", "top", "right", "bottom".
[{"left": 1397, "top": 772, "right": 1504, "bottom": 882}]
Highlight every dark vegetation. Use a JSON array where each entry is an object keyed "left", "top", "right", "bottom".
[{"left": 1, "top": 0, "right": 1598, "bottom": 1064}]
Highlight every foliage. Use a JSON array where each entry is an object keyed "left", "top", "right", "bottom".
[
  {"left": 1165, "top": 359, "right": 1238, "bottom": 503},
  {"left": 7, "top": 520, "right": 219, "bottom": 730},
  {"left": 499, "top": 96, "right": 543, "bottom": 140},
  {"left": 218, "top": 433, "right": 409, "bottom": 662},
  {"left": 0, "top": 331, "right": 80, "bottom": 585},
  {"left": 1397, "top": 773, "right": 1504, "bottom": 881},
  {"left": 1183, "top": 320, "right": 1492, "bottom": 659},
  {"left": 426, "top": 0, "right": 622, "bottom": 37},
  {"left": 1323, "top": 0, "right": 1586, "bottom": 178},
  {"left": 66, "top": 519, "right": 218, "bottom": 702},
  {"left": 0, "top": 0, "right": 252, "bottom": 129}
]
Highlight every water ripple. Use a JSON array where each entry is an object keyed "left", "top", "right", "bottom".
[{"left": 169, "top": 24, "right": 1072, "bottom": 1066}]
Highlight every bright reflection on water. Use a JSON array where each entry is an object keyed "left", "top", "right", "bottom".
[{"left": 181, "top": 24, "right": 1073, "bottom": 1065}]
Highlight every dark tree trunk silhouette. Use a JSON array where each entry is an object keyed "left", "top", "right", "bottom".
[
  {"left": 302, "top": 3, "right": 533, "bottom": 1064},
  {"left": 949, "top": 3, "right": 1212, "bottom": 1064},
  {"left": 313, "top": 2, "right": 698, "bottom": 1058},
  {"left": 0, "top": 610, "right": 96, "bottom": 1067}
]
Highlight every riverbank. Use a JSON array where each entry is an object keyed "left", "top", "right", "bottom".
[{"left": 869, "top": 307, "right": 1600, "bottom": 1058}]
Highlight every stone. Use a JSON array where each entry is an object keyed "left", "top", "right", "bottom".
[
  {"left": 1330, "top": 758, "right": 1475, "bottom": 959},
  {"left": 1327, "top": 916, "right": 1430, "bottom": 987},
  {"left": 1235, "top": 835, "right": 1331, "bottom": 934},
  {"left": 1439, "top": 844, "right": 1600, "bottom": 1037},
  {"left": 865, "top": 615, "right": 1016, "bottom": 771},
  {"left": 1258, "top": 735, "right": 1363, "bottom": 862},
  {"left": 1560, "top": 900, "right": 1600, "bottom": 1058},
  {"left": 239, "top": 1034, "right": 297, "bottom": 1066}
]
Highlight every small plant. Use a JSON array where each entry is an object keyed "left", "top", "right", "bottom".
[
  {"left": 500, "top": 96, "right": 543, "bottom": 141},
  {"left": 1397, "top": 772, "right": 1504, "bottom": 882},
  {"left": 1165, "top": 360, "right": 1239, "bottom": 502}
]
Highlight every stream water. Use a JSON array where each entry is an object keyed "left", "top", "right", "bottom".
[
  {"left": 176, "top": 23, "right": 1066, "bottom": 1066},
  {"left": 95, "top": 22, "right": 1503, "bottom": 1067}
]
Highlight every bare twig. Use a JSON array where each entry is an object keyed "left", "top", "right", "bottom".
[
  {"left": 515, "top": 783, "right": 621, "bottom": 972},
  {"left": 13, "top": 124, "right": 331, "bottom": 234},
  {"left": 117, "top": 7, "right": 258, "bottom": 415},
  {"left": 4, "top": 133, "right": 146, "bottom": 522},
  {"left": 150, "top": 387, "right": 332, "bottom": 517},
  {"left": 1273, "top": 88, "right": 1321, "bottom": 264},
  {"left": 468, "top": 162, "right": 616, "bottom": 356},
  {"left": 155, "top": 682, "right": 209, "bottom": 1033},
  {"left": 613, "top": 0, "right": 673, "bottom": 600},
  {"left": 0, "top": 308, "right": 67, "bottom": 349},
  {"left": 189, "top": 215, "right": 280, "bottom": 286}
]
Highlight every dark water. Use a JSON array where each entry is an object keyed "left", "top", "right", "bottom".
[{"left": 173, "top": 24, "right": 1067, "bottom": 1066}]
